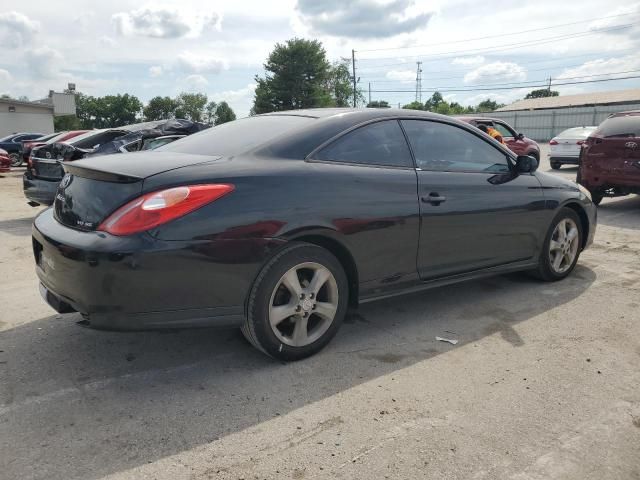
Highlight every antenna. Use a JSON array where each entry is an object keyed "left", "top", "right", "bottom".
[{"left": 415, "top": 61, "right": 423, "bottom": 103}]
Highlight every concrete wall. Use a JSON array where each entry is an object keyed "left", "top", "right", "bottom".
[{"left": 473, "top": 103, "right": 640, "bottom": 141}]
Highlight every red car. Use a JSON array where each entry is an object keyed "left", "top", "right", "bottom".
[
  {"left": 0, "top": 148, "right": 11, "bottom": 172},
  {"left": 456, "top": 116, "right": 541, "bottom": 161},
  {"left": 577, "top": 110, "right": 640, "bottom": 205},
  {"left": 22, "top": 130, "right": 88, "bottom": 164}
]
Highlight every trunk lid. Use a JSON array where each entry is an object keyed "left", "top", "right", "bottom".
[{"left": 53, "top": 152, "right": 222, "bottom": 232}]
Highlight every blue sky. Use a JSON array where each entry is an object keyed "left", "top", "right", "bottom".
[{"left": 0, "top": 0, "right": 638, "bottom": 117}]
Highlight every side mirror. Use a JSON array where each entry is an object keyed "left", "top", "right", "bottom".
[
  {"left": 517, "top": 133, "right": 525, "bottom": 140},
  {"left": 516, "top": 155, "right": 538, "bottom": 173}
]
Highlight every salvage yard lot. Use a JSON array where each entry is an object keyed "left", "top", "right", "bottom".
[{"left": 1, "top": 148, "right": 639, "bottom": 480}]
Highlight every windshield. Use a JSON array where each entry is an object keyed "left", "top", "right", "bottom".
[
  {"left": 596, "top": 114, "right": 640, "bottom": 138},
  {"left": 159, "top": 115, "right": 316, "bottom": 156},
  {"left": 0, "top": 134, "right": 16, "bottom": 142}
]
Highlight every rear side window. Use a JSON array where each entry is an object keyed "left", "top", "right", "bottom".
[
  {"left": 596, "top": 114, "right": 640, "bottom": 138},
  {"left": 401, "top": 120, "right": 510, "bottom": 173},
  {"left": 160, "top": 115, "right": 316, "bottom": 156},
  {"left": 313, "top": 120, "right": 413, "bottom": 167}
]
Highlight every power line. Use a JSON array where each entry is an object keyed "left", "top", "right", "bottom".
[
  {"left": 356, "top": 12, "right": 638, "bottom": 53},
  {"left": 355, "top": 22, "right": 636, "bottom": 68},
  {"left": 369, "top": 74, "right": 640, "bottom": 94}
]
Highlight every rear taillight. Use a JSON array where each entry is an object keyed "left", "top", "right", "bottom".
[
  {"left": 98, "top": 184, "right": 234, "bottom": 236},
  {"left": 576, "top": 140, "right": 585, "bottom": 145},
  {"left": 549, "top": 139, "right": 558, "bottom": 145}
]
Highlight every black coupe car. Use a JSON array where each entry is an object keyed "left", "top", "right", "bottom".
[{"left": 33, "top": 108, "right": 596, "bottom": 360}]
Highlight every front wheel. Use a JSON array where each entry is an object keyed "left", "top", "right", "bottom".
[
  {"left": 9, "top": 153, "right": 22, "bottom": 167},
  {"left": 242, "top": 243, "right": 349, "bottom": 361},
  {"left": 533, "top": 208, "right": 582, "bottom": 282}
]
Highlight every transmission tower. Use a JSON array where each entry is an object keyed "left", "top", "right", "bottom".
[{"left": 415, "top": 61, "right": 423, "bottom": 103}]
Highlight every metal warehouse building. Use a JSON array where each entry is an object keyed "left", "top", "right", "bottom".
[
  {"left": 479, "top": 88, "right": 640, "bottom": 141},
  {"left": 0, "top": 90, "right": 76, "bottom": 137}
]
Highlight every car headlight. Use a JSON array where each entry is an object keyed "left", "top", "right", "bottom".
[{"left": 577, "top": 183, "right": 592, "bottom": 201}]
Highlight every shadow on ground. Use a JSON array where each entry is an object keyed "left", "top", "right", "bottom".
[
  {"left": 0, "top": 265, "right": 596, "bottom": 480},
  {"left": 0, "top": 217, "right": 35, "bottom": 236},
  {"left": 597, "top": 195, "right": 640, "bottom": 230}
]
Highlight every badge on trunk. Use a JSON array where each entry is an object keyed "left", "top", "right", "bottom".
[{"left": 60, "top": 173, "right": 72, "bottom": 189}]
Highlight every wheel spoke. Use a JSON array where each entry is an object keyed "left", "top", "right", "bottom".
[
  {"left": 552, "top": 251, "right": 563, "bottom": 271},
  {"left": 314, "top": 301, "right": 337, "bottom": 321},
  {"left": 556, "top": 220, "right": 567, "bottom": 242},
  {"left": 281, "top": 269, "right": 302, "bottom": 298},
  {"left": 566, "top": 227, "right": 578, "bottom": 243},
  {"left": 270, "top": 304, "right": 298, "bottom": 327},
  {"left": 308, "top": 267, "right": 330, "bottom": 295},
  {"left": 550, "top": 239, "right": 562, "bottom": 251},
  {"left": 292, "top": 316, "right": 309, "bottom": 346}
]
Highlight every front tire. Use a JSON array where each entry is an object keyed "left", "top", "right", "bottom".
[
  {"left": 242, "top": 243, "right": 349, "bottom": 361},
  {"left": 533, "top": 208, "right": 582, "bottom": 282}
]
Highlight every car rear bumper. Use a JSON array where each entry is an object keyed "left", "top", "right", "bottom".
[
  {"left": 23, "top": 171, "right": 58, "bottom": 205},
  {"left": 549, "top": 156, "right": 579, "bottom": 164},
  {"left": 33, "top": 208, "right": 286, "bottom": 330}
]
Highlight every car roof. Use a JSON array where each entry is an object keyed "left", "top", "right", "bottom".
[{"left": 262, "top": 107, "right": 451, "bottom": 122}]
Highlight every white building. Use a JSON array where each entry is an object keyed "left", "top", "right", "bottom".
[{"left": 0, "top": 88, "right": 77, "bottom": 137}]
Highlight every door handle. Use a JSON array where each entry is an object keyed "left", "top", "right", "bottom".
[{"left": 422, "top": 192, "right": 447, "bottom": 205}]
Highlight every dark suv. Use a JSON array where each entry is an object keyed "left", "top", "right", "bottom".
[
  {"left": 456, "top": 116, "right": 540, "bottom": 161},
  {"left": 577, "top": 111, "right": 640, "bottom": 205}
]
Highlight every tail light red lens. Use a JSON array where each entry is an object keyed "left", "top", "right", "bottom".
[
  {"left": 549, "top": 139, "right": 558, "bottom": 145},
  {"left": 98, "top": 184, "right": 234, "bottom": 236}
]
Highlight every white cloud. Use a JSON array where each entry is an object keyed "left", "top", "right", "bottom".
[
  {"left": 555, "top": 55, "right": 640, "bottom": 81},
  {"left": 464, "top": 62, "right": 526, "bottom": 84},
  {"left": 211, "top": 83, "right": 256, "bottom": 102},
  {"left": 386, "top": 69, "right": 415, "bottom": 83},
  {"left": 98, "top": 36, "right": 117, "bottom": 47},
  {"left": 149, "top": 65, "right": 163, "bottom": 77},
  {"left": 25, "top": 46, "right": 65, "bottom": 79},
  {"left": 0, "top": 68, "right": 11, "bottom": 93},
  {"left": 451, "top": 55, "right": 484, "bottom": 66},
  {"left": 0, "top": 11, "right": 39, "bottom": 47},
  {"left": 112, "top": 6, "right": 221, "bottom": 39},
  {"left": 184, "top": 74, "right": 209, "bottom": 90},
  {"left": 176, "top": 52, "right": 228, "bottom": 74}
]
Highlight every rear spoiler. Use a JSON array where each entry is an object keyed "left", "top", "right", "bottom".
[{"left": 63, "top": 163, "right": 142, "bottom": 183}]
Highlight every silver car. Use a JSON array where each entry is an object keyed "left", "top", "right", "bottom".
[{"left": 549, "top": 126, "right": 597, "bottom": 169}]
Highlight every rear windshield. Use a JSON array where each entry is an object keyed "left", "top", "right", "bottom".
[
  {"left": 556, "top": 127, "right": 597, "bottom": 139},
  {"left": 70, "top": 131, "right": 127, "bottom": 149},
  {"left": 158, "top": 115, "right": 316, "bottom": 156},
  {"left": 596, "top": 114, "right": 640, "bottom": 138}
]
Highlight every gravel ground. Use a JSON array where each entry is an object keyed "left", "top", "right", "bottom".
[{"left": 0, "top": 146, "right": 639, "bottom": 480}]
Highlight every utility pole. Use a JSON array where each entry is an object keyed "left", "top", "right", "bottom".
[
  {"left": 415, "top": 61, "right": 423, "bottom": 103},
  {"left": 352, "top": 49, "right": 357, "bottom": 108},
  {"left": 547, "top": 76, "right": 552, "bottom": 93},
  {"left": 368, "top": 82, "right": 371, "bottom": 105}
]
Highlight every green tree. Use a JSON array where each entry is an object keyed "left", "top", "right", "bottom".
[
  {"left": 144, "top": 96, "right": 178, "bottom": 121},
  {"left": 204, "top": 101, "right": 218, "bottom": 125},
  {"left": 214, "top": 101, "right": 236, "bottom": 125},
  {"left": 525, "top": 88, "right": 559, "bottom": 99},
  {"left": 424, "top": 92, "right": 444, "bottom": 112},
  {"left": 54, "top": 115, "right": 82, "bottom": 130},
  {"left": 326, "top": 59, "right": 363, "bottom": 107},
  {"left": 475, "top": 99, "right": 504, "bottom": 113},
  {"left": 402, "top": 101, "right": 424, "bottom": 110},
  {"left": 367, "top": 100, "right": 390, "bottom": 108},
  {"left": 252, "top": 38, "right": 333, "bottom": 114},
  {"left": 174, "top": 92, "right": 208, "bottom": 122},
  {"left": 72, "top": 92, "right": 142, "bottom": 128}
]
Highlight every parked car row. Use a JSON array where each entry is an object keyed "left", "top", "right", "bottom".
[
  {"left": 0, "top": 132, "right": 46, "bottom": 166},
  {"left": 23, "top": 119, "right": 208, "bottom": 205}
]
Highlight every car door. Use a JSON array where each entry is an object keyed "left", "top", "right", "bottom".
[
  {"left": 309, "top": 119, "right": 420, "bottom": 295},
  {"left": 492, "top": 121, "right": 525, "bottom": 155},
  {"left": 400, "top": 119, "right": 546, "bottom": 280}
]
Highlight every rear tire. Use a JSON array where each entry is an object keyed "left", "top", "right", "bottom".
[
  {"left": 590, "top": 191, "right": 604, "bottom": 206},
  {"left": 242, "top": 243, "right": 349, "bottom": 361},
  {"left": 9, "top": 153, "right": 22, "bottom": 167},
  {"left": 550, "top": 161, "right": 561, "bottom": 170},
  {"left": 533, "top": 208, "right": 582, "bottom": 282}
]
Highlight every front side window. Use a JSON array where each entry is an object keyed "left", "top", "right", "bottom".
[
  {"left": 401, "top": 120, "right": 510, "bottom": 173},
  {"left": 313, "top": 120, "right": 413, "bottom": 167},
  {"left": 493, "top": 122, "right": 515, "bottom": 139}
]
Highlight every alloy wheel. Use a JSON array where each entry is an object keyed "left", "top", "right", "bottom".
[
  {"left": 268, "top": 262, "right": 338, "bottom": 347},
  {"left": 549, "top": 218, "right": 579, "bottom": 274},
  {"left": 9, "top": 153, "right": 21, "bottom": 167}
]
